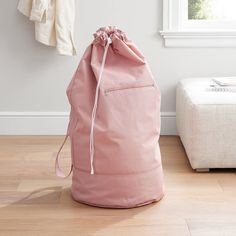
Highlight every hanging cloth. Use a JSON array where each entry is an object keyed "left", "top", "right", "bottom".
[{"left": 17, "top": 0, "right": 77, "bottom": 56}]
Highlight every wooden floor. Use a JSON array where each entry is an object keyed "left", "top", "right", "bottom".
[{"left": 0, "top": 136, "right": 236, "bottom": 236}]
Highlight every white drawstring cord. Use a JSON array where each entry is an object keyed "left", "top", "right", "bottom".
[{"left": 89, "top": 37, "right": 112, "bottom": 175}]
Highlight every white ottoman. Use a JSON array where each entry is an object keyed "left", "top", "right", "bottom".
[{"left": 176, "top": 78, "right": 236, "bottom": 171}]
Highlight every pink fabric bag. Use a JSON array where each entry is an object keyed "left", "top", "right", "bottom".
[{"left": 56, "top": 26, "right": 164, "bottom": 208}]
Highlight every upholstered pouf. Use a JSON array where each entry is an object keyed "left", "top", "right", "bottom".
[{"left": 176, "top": 78, "right": 236, "bottom": 171}]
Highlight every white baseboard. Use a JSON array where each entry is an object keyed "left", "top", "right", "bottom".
[
  {"left": 0, "top": 112, "right": 69, "bottom": 135},
  {"left": 160, "top": 112, "right": 177, "bottom": 135},
  {"left": 0, "top": 112, "right": 177, "bottom": 135}
]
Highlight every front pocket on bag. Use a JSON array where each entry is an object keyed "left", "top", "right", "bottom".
[
  {"left": 102, "top": 82, "right": 159, "bottom": 138},
  {"left": 104, "top": 83, "right": 155, "bottom": 95}
]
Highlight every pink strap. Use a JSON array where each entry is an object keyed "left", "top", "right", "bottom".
[{"left": 55, "top": 134, "right": 73, "bottom": 178}]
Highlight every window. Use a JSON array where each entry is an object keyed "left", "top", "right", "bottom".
[
  {"left": 188, "top": 0, "right": 236, "bottom": 20},
  {"left": 186, "top": 0, "right": 236, "bottom": 29},
  {"left": 160, "top": 0, "right": 236, "bottom": 47}
]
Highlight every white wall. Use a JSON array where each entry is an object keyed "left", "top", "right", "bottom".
[{"left": 1, "top": 0, "right": 236, "bottom": 135}]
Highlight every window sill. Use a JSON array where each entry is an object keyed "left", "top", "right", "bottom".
[{"left": 160, "top": 30, "right": 236, "bottom": 48}]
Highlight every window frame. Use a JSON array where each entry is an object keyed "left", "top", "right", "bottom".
[{"left": 160, "top": 0, "right": 236, "bottom": 47}]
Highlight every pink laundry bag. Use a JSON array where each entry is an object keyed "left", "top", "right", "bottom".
[{"left": 55, "top": 26, "right": 164, "bottom": 208}]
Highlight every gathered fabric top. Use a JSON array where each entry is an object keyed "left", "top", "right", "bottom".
[{"left": 93, "top": 26, "right": 128, "bottom": 46}]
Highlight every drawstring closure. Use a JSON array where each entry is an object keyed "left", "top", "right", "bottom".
[{"left": 89, "top": 37, "right": 112, "bottom": 175}]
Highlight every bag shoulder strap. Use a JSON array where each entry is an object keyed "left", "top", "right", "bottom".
[{"left": 55, "top": 134, "right": 73, "bottom": 178}]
